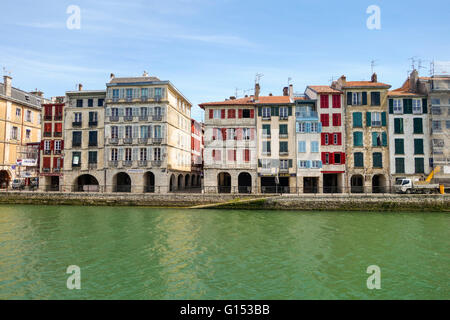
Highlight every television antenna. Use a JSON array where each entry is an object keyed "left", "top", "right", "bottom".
[
  {"left": 255, "top": 73, "right": 264, "bottom": 84},
  {"left": 370, "top": 59, "right": 378, "bottom": 74},
  {"left": 409, "top": 56, "right": 418, "bottom": 71},
  {"left": 2, "top": 67, "right": 12, "bottom": 76},
  {"left": 287, "top": 77, "right": 292, "bottom": 85}
]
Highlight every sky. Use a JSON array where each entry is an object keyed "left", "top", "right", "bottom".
[{"left": 1, "top": 0, "right": 449, "bottom": 121}]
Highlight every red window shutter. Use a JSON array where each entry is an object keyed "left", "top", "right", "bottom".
[
  {"left": 236, "top": 128, "right": 243, "bottom": 140},
  {"left": 321, "top": 152, "right": 326, "bottom": 164},
  {"left": 321, "top": 95, "right": 329, "bottom": 108},
  {"left": 53, "top": 157, "right": 58, "bottom": 169},
  {"left": 209, "top": 109, "right": 214, "bottom": 119},
  {"left": 43, "top": 157, "right": 51, "bottom": 168},
  {"left": 50, "top": 140, "right": 55, "bottom": 150},
  {"left": 61, "top": 140, "right": 64, "bottom": 150},
  {"left": 250, "top": 128, "right": 255, "bottom": 140},
  {"left": 217, "top": 150, "right": 221, "bottom": 161},
  {"left": 325, "top": 114, "right": 329, "bottom": 126},
  {"left": 321, "top": 133, "right": 326, "bottom": 145},
  {"left": 221, "top": 109, "right": 226, "bottom": 119},
  {"left": 332, "top": 95, "right": 341, "bottom": 108},
  {"left": 238, "top": 109, "right": 243, "bottom": 118},
  {"left": 227, "top": 109, "right": 233, "bottom": 118},
  {"left": 250, "top": 109, "right": 255, "bottom": 118},
  {"left": 337, "top": 114, "right": 342, "bottom": 126},
  {"left": 212, "top": 150, "right": 216, "bottom": 159},
  {"left": 332, "top": 114, "right": 337, "bottom": 126},
  {"left": 341, "top": 152, "right": 346, "bottom": 164},
  {"left": 44, "top": 123, "right": 51, "bottom": 132},
  {"left": 321, "top": 114, "right": 329, "bottom": 127},
  {"left": 244, "top": 149, "right": 250, "bottom": 162},
  {"left": 221, "top": 128, "right": 227, "bottom": 140},
  {"left": 40, "top": 140, "right": 45, "bottom": 150},
  {"left": 338, "top": 133, "right": 342, "bottom": 145},
  {"left": 330, "top": 152, "right": 335, "bottom": 164}
]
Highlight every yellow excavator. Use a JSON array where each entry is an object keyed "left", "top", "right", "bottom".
[{"left": 395, "top": 166, "right": 444, "bottom": 194}]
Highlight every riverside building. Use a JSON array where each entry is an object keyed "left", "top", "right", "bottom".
[{"left": 104, "top": 73, "right": 192, "bottom": 193}]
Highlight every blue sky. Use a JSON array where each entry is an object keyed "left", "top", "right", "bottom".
[{"left": 1, "top": 0, "right": 449, "bottom": 121}]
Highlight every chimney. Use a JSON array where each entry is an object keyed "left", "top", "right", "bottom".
[
  {"left": 269, "top": 93, "right": 273, "bottom": 96},
  {"left": 30, "top": 90, "right": 44, "bottom": 97},
  {"left": 283, "top": 87, "right": 289, "bottom": 96},
  {"left": 255, "top": 83, "right": 260, "bottom": 100},
  {"left": 230, "top": 96, "right": 236, "bottom": 100},
  {"left": 333, "top": 75, "right": 346, "bottom": 90},
  {"left": 3, "top": 75, "right": 12, "bottom": 97},
  {"left": 409, "top": 69, "right": 419, "bottom": 92},
  {"left": 289, "top": 84, "right": 294, "bottom": 100},
  {"left": 143, "top": 71, "right": 149, "bottom": 77},
  {"left": 78, "top": 83, "right": 83, "bottom": 91},
  {"left": 110, "top": 73, "right": 115, "bottom": 80},
  {"left": 371, "top": 73, "right": 378, "bottom": 83}
]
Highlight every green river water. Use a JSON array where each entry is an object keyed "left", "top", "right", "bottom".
[{"left": 0, "top": 205, "right": 448, "bottom": 300}]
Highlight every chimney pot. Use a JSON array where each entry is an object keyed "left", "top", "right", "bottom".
[
  {"left": 254, "top": 83, "right": 260, "bottom": 100},
  {"left": 3, "top": 75, "right": 12, "bottom": 97},
  {"left": 283, "top": 87, "right": 289, "bottom": 96},
  {"left": 78, "top": 83, "right": 83, "bottom": 91},
  {"left": 289, "top": 84, "right": 294, "bottom": 99},
  {"left": 371, "top": 73, "right": 378, "bottom": 83}
]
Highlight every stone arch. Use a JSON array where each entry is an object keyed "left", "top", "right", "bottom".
[
  {"left": 218, "top": 172, "right": 231, "bottom": 193},
  {"left": 350, "top": 175, "right": 364, "bottom": 193},
  {"left": 185, "top": 174, "right": 190, "bottom": 189},
  {"left": 0, "top": 170, "right": 11, "bottom": 189},
  {"left": 74, "top": 174, "right": 99, "bottom": 192},
  {"left": 169, "top": 174, "right": 176, "bottom": 192},
  {"left": 114, "top": 172, "right": 131, "bottom": 192},
  {"left": 177, "top": 174, "right": 183, "bottom": 190},
  {"left": 144, "top": 171, "right": 155, "bottom": 193},
  {"left": 372, "top": 174, "right": 387, "bottom": 193},
  {"left": 238, "top": 172, "right": 252, "bottom": 194}
]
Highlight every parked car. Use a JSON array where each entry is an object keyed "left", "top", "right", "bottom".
[
  {"left": 29, "top": 178, "right": 39, "bottom": 191},
  {"left": 11, "top": 179, "right": 26, "bottom": 190}
]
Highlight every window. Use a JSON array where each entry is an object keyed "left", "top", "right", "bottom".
[
  {"left": 320, "top": 95, "right": 329, "bottom": 108},
  {"left": 243, "top": 128, "right": 251, "bottom": 140},
  {"left": 227, "top": 109, "right": 236, "bottom": 119},
  {"left": 394, "top": 118, "right": 404, "bottom": 134},
  {"left": 125, "top": 148, "right": 132, "bottom": 161},
  {"left": 298, "top": 160, "right": 307, "bottom": 169},
  {"left": 352, "top": 92, "right": 363, "bottom": 105},
  {"left": 395, "top": 139, "right": 404, "bottom": 154},
  {"left": 74, "top": 112, "right": 82, "bottom": 123},
  {"left": 125, "top": 107, "right": 133, "bottom": 117},
  {"left": 72, "top": 152, "right": 81, "bottom": 166},
  {"left": 213, "top": 109, "right": 221, "bottom": 119},
  {"left": 372, "top": 132, "right": 382, "bottom": 147},
  {"left": 125, "top": 126, "right": 132, "bottom": 138},
  {"left": 332, "top": 95, "right": 341, "bottom": 108},
  {"left": 76, "top": 99, "right": 83, "bottom": 108},
  {"left": 334, "top": 153, "right": 341, "bottom": 164},
  {"left": 431, "top": 98, "right": 440, "bottom": 105},
  {"left": 354, "top": 153, "right": 364, "bottom": 168},
  {"left": 111, "top": 126, "right": 118, "bottom": 139},
  {"left": 373, "top": 152, "right": 382, "bottom": 168},
  {"left": 280, "top": 107, "right": 289, "bottom": 118},
  {"left": 414, "top": 139, "right": 424, "bottom": 155},
  {"left": 26, "top": 110, "right": 32, "bottom": 122},
  {"left": 141, "top": 88, "right": 148, "bottom": 98},
  {"left": 126, "top": 89, "right": 133, "bottom": 99},
  {"left": 154, "top": 148, "right": 161, "bottom": 161},
  {"left": 140, "top": 148, "right": 147, "bottom": 161},
  {"left": 371, "top": 92, "right": 381, "bottom": 106},
  {"left": 353, "top": 132, "right": 363, "bottom": 147},
  {"left": 353, "top": 112, "right": 362, "bottom": 127},
  {"left": 395, "top": 158, "right": 405, "bottom": 174},
  {"left": 262, "top": 107, "right": 271, "bottom": 118},
  {"left": 280, "top": 160, "right": 289, "bottom": 169},
  {"left": 371, "top": 112, "right": 381, "bottom": 126},
  {"left": 312, "top": 160, "right": 322, "bottom": 168},
  {"left": 44, "top": 140, "right": 51, "bottom": 151},
  {"left": 297, "top": 122, "right": 306, "bottom": 133},
  {"left": 111, "top": 108, "right": 119, "bottom": 117},
  {"left": 26, "top": 129, "right": 31, "bottom": 139},
  {"left": 324, "top": 153, "right": 330, "bottom": 165},
  {"left": 89, "top": 112, "right": 98, "bottom": 123},
  {"left": 298, "top": 141, "right": 306, "bottom": 153},
  {"left": 280, "top": 141, "right": 288, "bottom": 154},
  {"left": 446, "top": 120, "right": 450, "bottom": 129},
  {"left": 242, "top": 109, "right": 251, "bottom": 118},
  {"left": 88, "top": 99, "right": 93, "bottom": 107},
  {"left": 112, "top": 89, "right": 119, "bottom": 99},
  {"left": 333, "top": 133, "right": 338, "bottom": 145},
  {"left": 311, "top": 122, "right": 319, "bottom": 133},
  {"left": 413, "top": 118, "right": 423, "bottom": 134},
  {"left": 98, "top": 99, "right": 104, "bottom": 107},
  {"left": 324, "top": 134, "right": 329, "bottom": 145},
  {"left": 54, "top": 140, "right": 61, "bottom": 153},
  {"left": 415, "top": 158, "right": 424, "bottom": 174},
  {"left": 412, "top": 99, "right": 422, "bottom": 114},
  {"left": 393, "top": 99, "right": 403, "bottom": 114},
  {"left": 244, "top": 149, "right": 250, "bottom": 162},
  {"left": 111, "top": 148, "right": 118, "bottom": 161},
  {"left": 320, "top": 114, "right": 329, "bottom": 127},
  {"left": 311, "top": 141, "right": 319, "bottom": 153},
  {"left": 155, "top": 88, "right": 162, "bottom": 98},
  {"left": 279, "top": 124, "right": 288, "bottom": 136},
  {"left": 332, "top": 113, "right": 341, "bottom": 126},
  {"left": 262, "top": 141, "right": 271, "bottom": 154},
  {"left": 154, "top": 106, "right": 162, "bottom": 116},
  {"left": 154, "top": 126, "right": 162, "bottom": 138},
  {"left": 16, "top": 108, "right": 21, "bottom": 117},
  {"left": 227, "top": 149, "right": 236, "bottom": 161},
  {"left": 432, "top": 121, "right": 442, "bottom": 132},
  {"left": 72, "top": 131, "right": 81, "bottom": 147},
  {"left": 262, "top": 124, "right": 271, "bottom": 137},
  {"left": 212, "top": 149, "right": 221, "bottom": 161},
  {"left": 431, "top": 106, "right": 441, "bottom": 115},
  {"left": 89, "top": 131, "right": 98, "bottom": 146},
  {"left": 88, "top": 151, "right": 97, "bottom": 164},
  {"left": 11, "top": 126, "right": 18, "bottom": 140}
]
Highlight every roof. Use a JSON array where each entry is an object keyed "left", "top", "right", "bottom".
[
  {"left": 388, "top": 78, "right": 426, "bottom": 97},
  {"left": 343, "top": 81, "right": 391, "bottom": 89},
  {"left": 307, "top": 85, "right": 342, "bottom": 94},
  {"left": 0, "top": 82, "right": 45, "bottom": 110},
  {"left": 199, "top": 95, "right": 294, "bottom": 108},
  {"left": 109, "top": 76, "right": 161, "bottom": 84}
]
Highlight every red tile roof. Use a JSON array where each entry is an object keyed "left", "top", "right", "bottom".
[
  {"left": 307, "top": 85, "right": 342, "bottom": 94},
  {"left": 199, "top": 95, "right": 292, "bottom": 108},
  {"left": 388, "top": 78, "right": 426, "bottom": 97},
  {"left": 343, "top": 81, "right": 391, "bottom": 88}
]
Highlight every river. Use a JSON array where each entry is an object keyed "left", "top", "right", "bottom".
[{"left": 0, "top": 205, "right": 448, "bottom": 299}]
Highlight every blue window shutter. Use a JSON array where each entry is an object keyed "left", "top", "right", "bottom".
[
  {"left": 372, "top": 132, "right": 378, "bottom": 146},
  {"left": 306, "top": 122, "right": 311, "bottom": 133},
  {"left": 382, "top": 132, "right": 387, "bottom": 146},
  {"left": 296, "top": 122, "right": 299, "bottom": 132},
  {"left": 381, "top": 112, "right": 387, "bottom": 126},
  {"left": 366, "top": 112, "right": 372, "bottom": 127},
  {"left": 319, "top": 161, "right": 323, "bottom": 168},
  {"left": 318, "top": 123, "right": 322, "bottom": 133},
  {"left": 306, "top": 160, "right": 311, "bottom": 168}
]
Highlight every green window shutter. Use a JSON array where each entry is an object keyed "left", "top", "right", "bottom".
[
  {"left": 353, "top": 132, "right": 363, "bottom": 146},
  {"left": 394, "top": 118, "right": 403, "bottom": 134},
  {"left": 381, "top": 112, "right": 387, "bottom": 126},
  {"left": 415, "top": 158, "right": 424, "bottom": 174},
  {"left": 395, "top": 139, "right": 404, "bottom": 154},
  {"left": 372, "top": 132, "right": 378, "bottom": 147},
  {"left": 279, "top": 124, "right": 288, "bottom": 135},
  {"left": 354, "top": 152, "right": 364, "bottom": 167},
  {"left": 382, "top": 132, "right": 387, "bottom": 146},
  {"left": 347, "top": 92, "right": 352, "bottom": 105},
  {"left": 414, "top": 139, "right": 424, "bottom": 155},
  {"left": 404, "top": 99, "right": 412, "bottom": 114},
  {"left": 289, "top": 159, "right": 293, "bottom": 168},
  {"left": 258, "top": 107, "right": 262, "bottom": 117},
  {"left": 366, "top": 112, "right": 371, "bottom": 127},
  {"left": 422, "top": 99, "right": 428, "bottom": 114},
  {"left": 413, "top": 118, "right": 423, "bottom": 134},
  {"left": 271, "top": 107, "right": 275, "bottom": 116},
  {"left": 353, "top": 112, "right": 362, "bottom": 127},
  {"left": 373, "top": 152, "right": 382, "bottom": 168},
  {"left": 362, "top": 92, "right": 367, "bottom": 105},
  {"left": 258, "top": 159, "right": 262, "bottom": 168},
  {"left": 389, "top": 99, "right": 394, "bottom": 114},
  {"left": 395, "top": 158, "right": 405, "bottom": 174},
  {"left": 288, "top": 106, "right": 292, "bottom": 116}
]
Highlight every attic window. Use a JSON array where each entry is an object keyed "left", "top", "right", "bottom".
[{"left": 25, "top": 95, "right": 30, "bottom": 101}]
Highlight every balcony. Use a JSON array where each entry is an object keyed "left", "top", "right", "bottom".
[
  {"left": 138, "top": 160, "right": 148, "bottom": 167},
  {"left": 88, "top": 142, "right": 98, "bottom": 147},
  {"left": 123, "top": 160, "right": 133, "bottom": 167},
  {"left": 126, "top": 97, "right": 133, "bottom": 102},
  {"left": 109, "top": 138, "right": 119, "bottom": 145},
  {"left": 44, "top": 116, "right": 52, "bottom": 121},
  {"left": 152, "top": 114, "right": 162, "bottom": 121},
  {"left": 54, "top": 132, "right": 62, "bottom": 137},
  {"left": 123, "top": 138, "right": 133, "bottom": 144},
  {"left": 152, "top": 160, "right": 162, "bottom": 167},
  {"left": 53, "top": 168, "right": 61, "bottom": 173},
  {"left": 279, "top": 134, "right": 288, "bottom": 139},
  {"left": 109, "top": 161, "right": 119, "bottom": 168},
  {"left": 54, "top": 116, "right": 62, "bottom": 121},
  {"left": 124, "top": 115, "right": 133, "bottom": 122},
  {"left": 72, "top": 121, "right": 82, "bottom": 127},
  {"left": 42, "top": 167, "right": 51, "bottom": 173},
  {"left": 296, "top": 111, "right": 318, "bottom": 120},
  {"left": 262, "top": 116, "right": 271, "bottom": 121},
  {"left": 279, "top": 115, "right": 289, "bottom": 121},
  {"left": 89, "top": 121, "right": 98, "bottom": 127},
  {"left": 139, "top": 115, "right": 148, "bottom": 121},
  {"left": 141, "top": 96, "right": 148, "bottom": 102},
  {"left": 44, "top": 150, "right": 51, "bottom": 155},
  {"left": 112, "top": 97, "right": 119, "bottom": 102},
  {"left": 279, "top": 151, "right": 289, "bottom": 156},
  {"left": 72, "top": 142, "right": 81, "bottom": 148},
  {"left": 154, "top": 95, "right": 162, "bottom": 102},
  {"left": 109, "top": 116, "right": 119, "bottom": 122},
  {"left": 279, "top": 167, "right": 289, "bottom": 173},
  {"left": 54, "top": 150, "right": 62, "bottom": 155},
  {"left": 153, "top": 138, "right": 162, "bottom": 145},
  {"left": 138, "top": 138, "right": 148, "bottom": 145},
  {"left": 43, "top": 132, "right": 52, "bottom": 137},
  {"left": 88, "top": 163, "right": 97, "bottom": 169}
]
